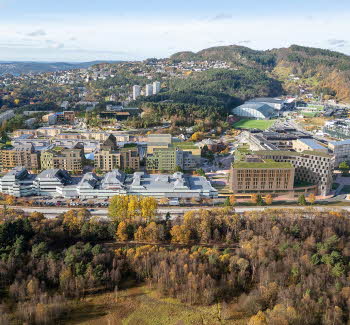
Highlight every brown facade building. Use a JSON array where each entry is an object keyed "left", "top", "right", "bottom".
[
  {"left": 230, "top": 159, "right": 295, "bottom": 194},
  {"left": 94, "top": 147, "right": 140, "bottom": 172},
  {"left": 94, "top": 135, "right": 139, "bottom": 171},
  {"left": 0, "top": 144, "right": 40, "bottom": 171},
  {"left": 40, "top": 145, "right": 84, "bottom": 172}
]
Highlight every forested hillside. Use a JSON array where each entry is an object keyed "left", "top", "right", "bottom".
[
  {"left": 129, "top": 68, "right": 282, "bottom": 131},
  {"left": 171, "top": 45, "right": 350, "bottom": 102},
  {"left": 171, "top": 45, "right": 277, "bottom": 69}
]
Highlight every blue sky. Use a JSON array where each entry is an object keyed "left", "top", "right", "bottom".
[{"left": 1, "top": 0, "right": 350, "bottom": 61}]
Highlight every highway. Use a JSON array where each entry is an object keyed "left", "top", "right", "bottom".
[{"left": 3, "top": 205, "right": 350, "bottom": 218}]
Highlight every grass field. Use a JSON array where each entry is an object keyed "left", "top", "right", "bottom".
[
  {"left": 233, "top": 119, "right": 275, "bottom": 130},
  {"left": 63, "top": 286, "right": 249, "bottom": 325},
  {"left": 301, "top": 111, "right": 318, "bottom": 117}
]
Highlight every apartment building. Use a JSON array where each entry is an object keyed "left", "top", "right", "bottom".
[
  {"left": 94, "top": 135, "right": 140, "bottom": 171},
  {"left": 94, "top": 147, "right": 140, "bottom": 171},
  {"left": 153, "top": 81, "right": 161, "bottom": 95},
  {"left": 145, "top": 84, "right": 153, "bottom": 96},
  {"left": 0, "top": 144, "right": 40, "bottom": 171},
  {"left": 40, "top": 146, "right": 84, "bottom": 172},
  {"left": 13, "top": 127, "right": 61, "bottom": 138},
  {"left": 56, "top": 111, "right": 75, "bottom": 123},
  {"left": 133, "top": 85, "right": 141, "bottom": 100}
]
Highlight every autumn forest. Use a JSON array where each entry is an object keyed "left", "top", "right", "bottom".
[{"left": 0, "top": 197, "right": 349, "bottom": 324}]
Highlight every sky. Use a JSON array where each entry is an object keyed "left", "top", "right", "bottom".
[{"left": 1, "top": 0, "right": 350, "bottom": 62}]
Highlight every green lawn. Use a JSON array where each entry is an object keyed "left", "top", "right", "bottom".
[
  {"left": 302, "top": 111, "right": 318, "bottom": 117},
  {"left": 233, "top": 119, "right": 275, "bottom": 130}
]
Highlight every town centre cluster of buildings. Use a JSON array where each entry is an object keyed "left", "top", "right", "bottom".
[{"left": 0, "top": 167, "right": 218, "bottom": 200}]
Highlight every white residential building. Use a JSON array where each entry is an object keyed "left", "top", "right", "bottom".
[
  {"left": 145, "top": 84, "right": 153, "bottom": 96},
  {"left": 153, "top": 81, "right": 161, "bottom": 95},
  {"left": 132, "top": 85, "right": 141, "bottom": 100},
  {"left": 60, "top": 101, "right": 69, "bottom": 110}
]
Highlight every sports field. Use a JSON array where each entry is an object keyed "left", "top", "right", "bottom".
[{"left": 233, "top": 119, "right": 275, "bottom": 130}]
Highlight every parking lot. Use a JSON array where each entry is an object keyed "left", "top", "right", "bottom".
[{"left": 21, "top": 196, "right": 110, "bottom": 208}]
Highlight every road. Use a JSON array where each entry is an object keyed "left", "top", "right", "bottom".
[{"left": 3, "top": 205, "right": 350, "bottom": 218}]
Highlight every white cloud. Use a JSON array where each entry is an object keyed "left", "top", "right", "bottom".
[
  {"left": 27, "top": 29, "right": 46, "bottom": 37},
  {"left": 0, "top": 13, "right": 349, "bottom": 61},
  {"left": 327, "top": 39, "right": 348, "bottom": 48},
  {"left": 211, "top": 13, "right": 233, "bottom": 21}
]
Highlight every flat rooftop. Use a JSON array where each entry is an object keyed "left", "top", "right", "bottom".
[
  {"left": 297, "top": 138, "right": 326, "bottom": 150},
  {"left": 233, "top": 161, "right": 293, "bottom": 169},
  {"left": 329, "top": 139, "right": 350, "bottom": 146}
]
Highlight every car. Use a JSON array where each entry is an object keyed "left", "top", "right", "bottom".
[{"left": 169, "top": 199, "right": 180, "bottom": 206}]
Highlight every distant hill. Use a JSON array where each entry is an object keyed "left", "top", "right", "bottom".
[
  {"left": 0, "top": 60, "right": 121, "bottom": 76},
  {"left": 171, "top": 45, "right": 276, "bottom": 69},
  {"left": 171, "top": 45, "right": 350, "bottom": 102}
]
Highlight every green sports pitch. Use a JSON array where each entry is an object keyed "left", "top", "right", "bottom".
[{"left": 233, "top": 119, "right": 276, "bottom": 130}]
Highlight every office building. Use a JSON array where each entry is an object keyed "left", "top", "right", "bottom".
[
  {"left": 231, "top": 158, "right": 295, "bottom": 194},
  {"left": 146, "top": 134, "right": 200, "bottom": 171},
  {"left": 328, "top": 139, "right": 350, "bottom": 166},
  {"left": 0, "top": 167, "right": 36, "bottom": 197},
  {"left": 254, "top": 150, "right": 334, "bottom": 196},
  {"left": 0, "top": 168, "right": 218, "bottom": 199},
  {"left": 133, "top": 85, "right": 141, "bottom": 100},
  {"left": 34, "top": 169, "right": 74, "bottom": 196}
]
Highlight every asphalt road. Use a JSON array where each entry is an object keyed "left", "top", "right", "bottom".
[{"left": 3, "top": 205, "right": 350, "bottom": 218}]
